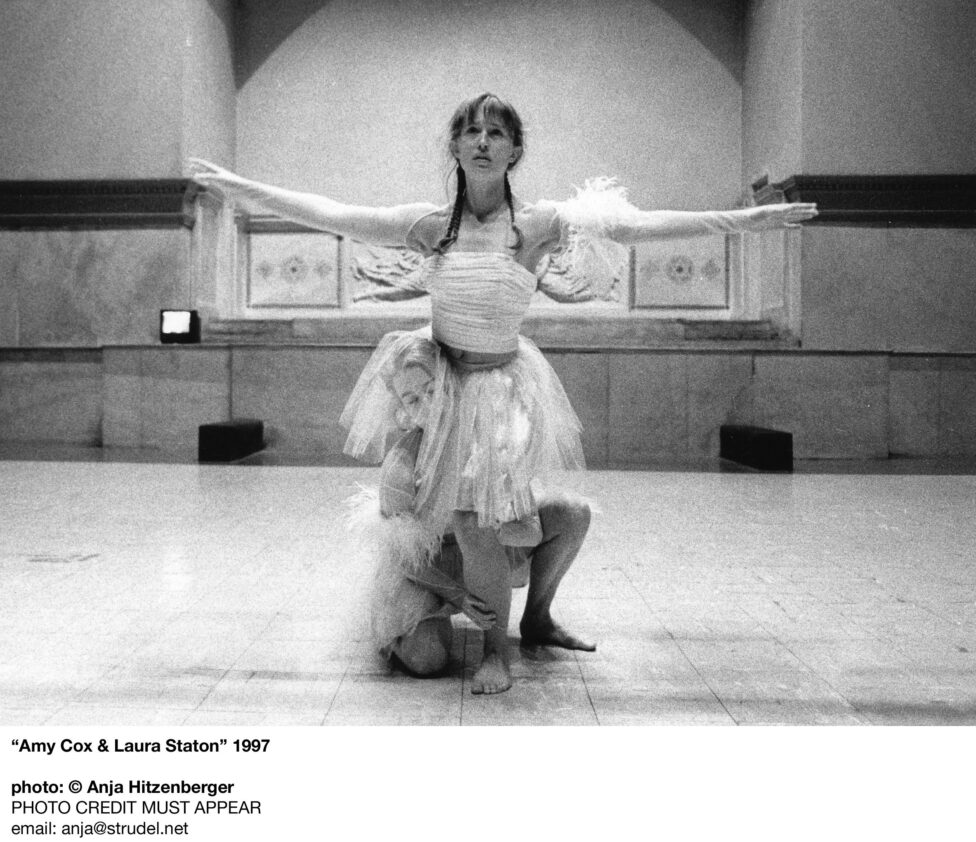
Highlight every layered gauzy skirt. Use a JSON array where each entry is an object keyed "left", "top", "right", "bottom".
[
  {"left": 342, "top": 326, "right": 585, "bottom": 655},
  {"left": 341, "top": 326, "right": 585, "bottom": 534}
]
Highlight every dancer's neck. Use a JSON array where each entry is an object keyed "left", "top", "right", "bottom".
[{"left": 465, "top": 178, "right": 507, "bottom": 222}]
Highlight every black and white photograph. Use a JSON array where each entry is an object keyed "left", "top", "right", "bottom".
[{"left": 1, "top": 0, "right": 974, "bottom": 836}]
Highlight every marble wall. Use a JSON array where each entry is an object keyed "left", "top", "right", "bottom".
[
  {"left": 801, "top": 227, "right": 976, "bottom": 353},
  {"left": 746, "top": 354, "right": 888, "bottom": 459},
  {"left": 889, "top": 355, "right": 976, "bottom": 457},
  {"left": 102, "top": 347, "right": 230, "bottom": 455},
  {"left": 5, "top": 346, "right": 972, "bottom": 462},
  {"left": 229, "top": 347, "right": 372, "bottom": 459},
  {"left": 0, "top": 351, "right": 102, "bottom": 445},
  {"left": 560, "top": 350, "right": 891, "bottom": 463},
  {"left": 0, "top": 230, "right": 191, "bottom": 347}
]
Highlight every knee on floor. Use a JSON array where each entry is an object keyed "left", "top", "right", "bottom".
[
  {"left": 396, "top": 643, "right": 449, "bottom": 676},
  {"left": 394, "top": 623, "right": 451, "bottom": 676}
]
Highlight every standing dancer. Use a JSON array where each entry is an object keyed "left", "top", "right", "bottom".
[{"left": 190, "top": 92, "right": 816, "bottom": 694}]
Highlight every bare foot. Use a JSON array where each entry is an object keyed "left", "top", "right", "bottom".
[
  {"left": 471, "top": 651, "right": 512, "bottom": 695},
  {"left": 520, "top": 620, "right": 596, "bottom": 651}
]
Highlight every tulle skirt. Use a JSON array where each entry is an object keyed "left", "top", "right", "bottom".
[{"left": 341, "top": 326, "right": 585, "bottom": 534}]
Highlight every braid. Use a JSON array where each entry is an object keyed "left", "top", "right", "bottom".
[
  {"left": 435, "top": 166, "right": 523, "bottom": 254},
  {"left": 504, "top": 172, "right": 524, "bottom": 251},
  {"left": 435, "top": 166, "right": 466, "bottom": 254}
]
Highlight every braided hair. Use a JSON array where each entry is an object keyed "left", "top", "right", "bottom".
[
  {"left": 436, "top": 93, "right": 524, "bottom": 254},
  {"left": 435, "top": 166, "right": 467, "bottom": 254}
]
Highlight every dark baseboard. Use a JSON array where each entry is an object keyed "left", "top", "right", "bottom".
[
  {"left": 0, "top": 179, "right": 194, "bottom": 229},
  {"left": 753, "top": 174, "right": 976, "bottom": 227}
]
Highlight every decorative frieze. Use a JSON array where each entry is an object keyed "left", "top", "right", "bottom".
[
  {"left": 632, "top": 236, "right": 729, "bottom": 310},
  {"left": 247, "top": 232, "right": 341, "bottom": 308}
]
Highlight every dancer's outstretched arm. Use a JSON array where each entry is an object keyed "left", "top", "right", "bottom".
[
  {"left": 539, "top": 194, "right": 817, "bottom": 301},
  {"left": 188, "top": 158, "right": 437, "bottom": 246},
  {"left": 600, "top": 202, "right": 819, "bottom": 243}
]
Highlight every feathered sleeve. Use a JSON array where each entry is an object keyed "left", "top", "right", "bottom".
[
  {"left": 537, "top": 180, "right": 635, "bottom": 297},
  {"left": 553, "top": 177, "right": 763, "bottom": 247}
]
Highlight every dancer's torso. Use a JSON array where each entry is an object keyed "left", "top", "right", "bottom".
[
  {"left": 409, "top": 202, "right": 561, "bottom": 359},
  {"left": 423, "top": 252, "right": 536, "bottom": 357}
]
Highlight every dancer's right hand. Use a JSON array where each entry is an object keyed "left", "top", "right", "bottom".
[
  {"left": 187, "top": 158, "right": 250, "bottom": 202},
  {"left": 460, "top": 594, "right": 496, "bottom": 630}
]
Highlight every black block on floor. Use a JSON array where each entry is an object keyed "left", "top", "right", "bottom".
[
  {"left": 720, "top": 424, "right": 793, "bottom": 472},
  {"left": 198, "top": 419, "right": 264, "bottom": 463}
]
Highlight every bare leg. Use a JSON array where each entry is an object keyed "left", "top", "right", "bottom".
[
  {"left": 392, "top": 616, "right": 453, "bottom": 676},
  {"left": 519, "top": 491, "right": 596, "bottom": 651},
  {"left": 453, "top": 510, "right": 513, "bottom": 695}
]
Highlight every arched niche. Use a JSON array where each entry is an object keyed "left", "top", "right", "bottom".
[{"left": 233, "top": 0, "right": 747, "bottom": 210}]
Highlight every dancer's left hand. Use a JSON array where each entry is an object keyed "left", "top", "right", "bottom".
[{"left": 747, "top": 202, "right": 818, "bottom": 230}]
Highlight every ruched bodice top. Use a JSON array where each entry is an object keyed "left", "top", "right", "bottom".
[{"left": 422, "top": 252, "right": 536, "bottom": 354}]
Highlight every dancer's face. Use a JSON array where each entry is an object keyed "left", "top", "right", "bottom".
[
  {"left": 451, "top": 104, "right": 521, "bottom": 179},
  {"left": 392, "top": 363, "right": 434, "bottom": 430}
]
